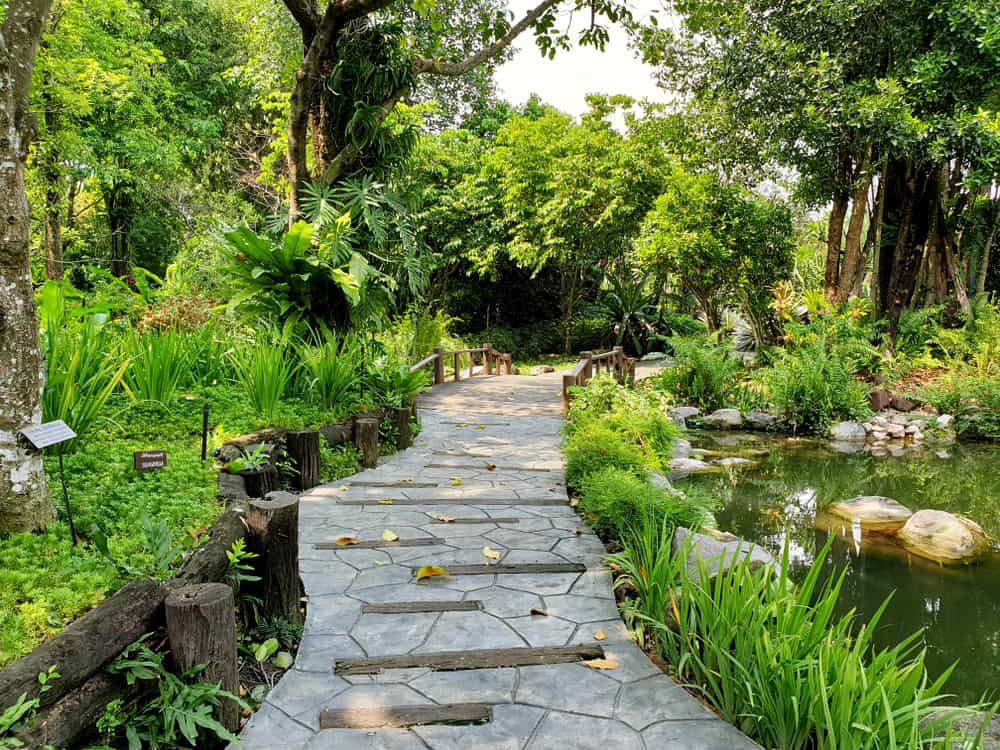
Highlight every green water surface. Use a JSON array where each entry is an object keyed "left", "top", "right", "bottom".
[{"left": 683, "top": 431, "right": 1000, "bottom": 703}]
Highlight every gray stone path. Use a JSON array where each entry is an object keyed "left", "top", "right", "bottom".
[{"left": 238, "top": 373, "right": 761, "bottom": 749}]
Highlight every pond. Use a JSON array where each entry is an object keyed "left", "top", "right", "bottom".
[{"left": 682, "top": 431, "right": 1000, "bottom": 704}]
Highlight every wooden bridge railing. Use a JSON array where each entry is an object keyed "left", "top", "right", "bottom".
[
  {"left": 409, "top": 343, "right": 513, "bottom": 384},
  {"left": 561, "top": 345, "right": 636, "bottom": 414}
]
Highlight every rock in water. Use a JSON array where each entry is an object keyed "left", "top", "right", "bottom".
[
  {"left": 703, "top": 408, "right": 743, "bottom": 429},
  {"left": 672, "top": 439, "right": 692, "bottom": 460},
  {"left": 672, "top": 527, "right": 774, "bottom": 579},
  {"left": 668, "top": 457, "right": 713, "bottom": 474},
  {"left": 827, "top": 496, "right": 913, "bottom": 533},
  {"left": 745, "top": 410, "right": 777, "bottom": 429},
  {"left": 897, "top": 510, "right": 992, "bottom": 565},
  {"left": 829, "top": 421, "right": 867, "bottom": 442}
]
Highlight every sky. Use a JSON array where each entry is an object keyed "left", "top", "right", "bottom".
[{"left": 493, "top": 0, "right": 672, "bottom": 119}]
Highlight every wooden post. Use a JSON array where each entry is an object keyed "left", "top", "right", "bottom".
[
  {"left": 393, "top": 406, "right": 412, "bottom": 450},
  {"left": 562, "top": 373, "right": 576, "bottom": 415},
  {"left": 468, "top": 351, "right": 474, "bottom": 378},
  {"left": 613, "top": 346, "right": 624, "bottom": 382},
  {"left": 247, "top": 491, "right": 302, "bottom": 625},
  {"left": 355, "top": 418, "right": 379, "bottom": 468},
  {"left": 433, "top": 348, "right": 444, "bottom": 385},
  {"left": 241, "top": 464, "right": 278, "bottom": 498},
  {"left": 453, "top": 351, "right": 460, "bottom": 381},
  {"left": 580, "top": 351, "right": 593, "bottom": 384},
  {"left": 483, "top": 343, "right": 493, "bottom": 375},
  {"left": 285, "top": 430, "right": 320, "bottom": 490},
  {"left": 165, "top": 584, "right": 239, "bottom": 733},
  {"left": 504, "top": 354, "right": 512, "bottom": 375}
]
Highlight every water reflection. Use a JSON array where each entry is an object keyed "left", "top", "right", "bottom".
[{"left": 685, "top": 432, "right": 1000, "bottom": 703}]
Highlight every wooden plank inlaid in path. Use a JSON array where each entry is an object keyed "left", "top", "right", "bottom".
[
  {"left": 361, "top": 600, "right": 482, "bottom": 614},
  {"left": 347, "top": 481, "right": 438, "bottom": 488},
  {"left": 315, "top": 537, "right": 444, "bottom": 550},
  {"left": 426, "top": 462, "right": 554, "bottom": 472},
  {"left": 338, "top": 498, "right": 567, "bottom": 507},
  {"left": 333, "top": 644, "right": 605, "bottom": 675},
  {"left": 413, "top": 563, "right": 586, "bottom": 576},
  {"left": 429, "top": 517, "right": 521, "bottom": 524},
  {"left": 320, "top": 703, "right": 491, "bottom": 729}
]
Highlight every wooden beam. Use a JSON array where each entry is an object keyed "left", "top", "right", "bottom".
[
  {"left": 347, "top": 480, "right": 439, "bottom": 488},
  {"left": 334, "top": 644, "right": 605, "bottom": 675},
  {"left": 320, "top": 702, "right": 491, "bottom": 729},
  {"left": 315, "top": 537, "right": 444, "bottom": 550},
  {"left": 413, "top": 563, "right": 586, "bottom": 576},
  {"left": 338, "top": 498, "right": 567, "bottom": 507},
  {"left": 361, "top": 601, "right": 482, "bottom": 614},
  {"left": 429, "top": 517, "right": 521, "bottom": 524}
]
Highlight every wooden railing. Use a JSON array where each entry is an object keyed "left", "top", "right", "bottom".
[
  {"left": 561, "top": 345, "right": 636, "bottom": 414},
  {"left": 409, "top": 343, "right": 513, "bottom": 384}
]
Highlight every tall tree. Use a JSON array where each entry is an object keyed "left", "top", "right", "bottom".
[{"left": 1, "top": 0, "right": 57, "bottom": 532}]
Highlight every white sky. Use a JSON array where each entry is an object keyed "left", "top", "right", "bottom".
[{"left": 493, "top": 0, "right": 671, "bottom": 118}]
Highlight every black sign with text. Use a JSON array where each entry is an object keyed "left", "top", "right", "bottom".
[{"left": 134, "top": 450, "right": 167, "bottom": 471}]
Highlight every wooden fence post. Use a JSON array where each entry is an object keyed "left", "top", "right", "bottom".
[
  {"left": 468, "top": 351, "right": 475, "bottom": 378},
  {"left": 165, "top": 584, "right": 240, "bottom": 733},
  {"left": 285, "top": 430, "right": 320, "bottom": 490},
  {"left": 453, "top": 351, "right": 460, "bottom": 381},
  {"left": 433, "top": 348, "right": 444, "bottom": 385},
  {"left": 393, "top": 406, "right": 412, "bottom": 450},
  {"left": 580, "top": 351, "right": 593, "bottom": 384},
  {"left": 483, "top": 343, "right": 493, "bottom": 375},
  {"left": 247, "top": 491, "right": 302, "bottom": 625},
  {"left": 504, "top": 353, "right": 512, "bottom": 375},
  {"left": 612, "top": 346, "right": 625, "bottom": 383},
  {"left": 355, "top": 418, "right": 379, "bottom": 468},
  {"left": 562, "top": 373, "right": 576, "bottom": 415}
]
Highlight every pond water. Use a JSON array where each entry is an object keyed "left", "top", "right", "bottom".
[{"left": 682, "top": 432, "right": 1000, "bottom": 704}]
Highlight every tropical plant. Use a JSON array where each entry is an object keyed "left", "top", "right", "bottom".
[
  {"left": 121, "top": 330, "right": 189, "bottom": 404},
  {"left": 298, "top": 332, "right": 363, "bottom": 414},
  {"left": 599, "top": 265, "right": 658, "bottom": 354},
  {"left": 654, "top": 336, "right": 742, "bottom": 411},
  {"left": 363, "top": 358, "right": 428, "bottom": 408},
  {"left": 230, "top": 337, "right": 297, "bottom": 420}
]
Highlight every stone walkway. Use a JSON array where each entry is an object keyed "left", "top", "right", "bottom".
[{"left": 238, "top": 373, "right": 761, "bottom": 749}]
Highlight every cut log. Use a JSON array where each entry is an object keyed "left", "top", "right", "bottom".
[
  {"left": 165, "top": 584, "right": 240, "bottom": 733},
  {"left": 355, "top": 418, "right": 379, "bottom": 468},
  {"left": 172, "top": 505, "right": 249, "bottom": 587},
  {"left": 334, "top": 644, "right": 605, "bottom": 675},
  {"left": 0, "top": 580, "right": 165, "bottom": 711},
  {"left": 320, "top": 703, "right": 491, "bottom": 729},
  {"left": 241, "top": 464, "right": 279, "bottom": 498},
  {"left": 393, "top": 406, "right": 412, "bottom": 450},
  {"left": 247, "top": 492, "right": 302, "bottom": 625},
  {"left": 285, "top": 430, "right": 321, "bottom": 490}
]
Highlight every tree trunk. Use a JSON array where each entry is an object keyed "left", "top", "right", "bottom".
[
  {"left": 39, "top": 67, "right": 64, "bottom": 279},
  {"left": 976, "top": 205, "right": 999, "bottom": 296},
  {"left": 0, "top": 0, "right": 56, "bottom": 533},
  {"left": 836, "top": 170, "right": 872, "bottom": 302},
  {"left": 824, "top": 149, "right": 851, "bottom": 301},
  {"left": 106, "top": 185, "right": 131, "bottom": 278}
]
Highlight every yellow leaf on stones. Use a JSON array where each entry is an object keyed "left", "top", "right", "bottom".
[
  {"left": 338, "top": 486, "right": 348, "bottom": 492},
  {"left": 450, "top": 477, "right": 464, "bottom": 486},
  {"left": 570, "top": 499, "right": 579, "bottom": 508},
  {"left": 583, "top": 657, "right": 619, "bottom": 670},
  {"left": 485, "top": 463, "right": 497, "bottom": 471},
  {"left": 594, "top": 630, "right": 607, "bottom": 641},
  {"left": 482, "top": 545, "right": 501, "bottom": 562},
  {"left": 382, "top": 529, "right": 399, "bottom": 542},
  {"left": 474, "top": 424, "right": 485, "bottom": 430},
  {"left": 377, "top": 499, "right": 394, "bottom": 505},
  {"left": 416, "top": 565, "right": 450, "bottom": 581},
  {"left": 335, "top": 536, "right": 358, "bottom": 546},
  {"left": 435, "top": 516, "right": 456, "bottom": 523}
]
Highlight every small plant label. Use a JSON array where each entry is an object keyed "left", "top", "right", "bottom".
[{"left": 134, "top": 450, "right": 167, "bottom": 471}]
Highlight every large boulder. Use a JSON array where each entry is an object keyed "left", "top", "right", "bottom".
[
  {"left": 673, "top": 526, "right": 774, "bottom": 579},
  {"left": 829, "top": 421, "right": 867, "bottom": 442},
  {"left": 702, "top": 408, "right": 743, "bottom": 429},
  {"left": 827, "top": 496, "right": 913, "bottom": 533},
  {"left": 897, "top": 510, "right": 992, "bottom": 565},
  {"left": 668, "top": 406, "right": 701, "bottom": 427},
  {"left": 745, "top": 410, "right": 777, "bottom": 430},
  {"left": 668, "top": 457, "right": 713, "bottom": 474}
]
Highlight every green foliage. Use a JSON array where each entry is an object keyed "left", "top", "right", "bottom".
[
  {"left": 0, "top": 667, "right": 59, "bottom": 748},
  {"left": 121, "top": 330, "right": 188, "bottom": 403},
  {"left": 319, "top": 444, "right": 362, "bottom": 483},
  {"left": 578, "top": 468, "right": 715, "bottom": 541},
  {"left": 231, "top": 337, "right": 297, "bottom": 420},
  {"left": 653, "top": 336, "right": 742, "bottom": 411},
  {"left": 364, "top": 359, "right": 429, "bottom": 408},
  {"left": 920, "top": 372, "right": 1000, "bottom": 440},
  {"left": 255, "top": 616, "right": 303, "bottom": 651},
  {"left": 101, "top": 637, "right": 245, "bottom": 748},
  {"left": 298, "top": 332, "right": 362, "bottom": 415},
  {"left": 610, "top": 536, "right": 991, "bottom": 749},
  {"left": 767, "top": 342, "right": 871, "bottom": 433}
]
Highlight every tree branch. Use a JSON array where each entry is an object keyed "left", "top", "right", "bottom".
[
  {"left": 413, "top": 0, "right": 561, "bottom": 76},
  {"left": 320, "top": 85, "right": 408, "bottom": 185},
  {"left": 283, "top": 0, "right": 320, "bottom": 38}
]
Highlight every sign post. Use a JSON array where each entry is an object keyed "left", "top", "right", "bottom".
[{"left": 19, "top": 420, "right": 78, "bottom": 545}]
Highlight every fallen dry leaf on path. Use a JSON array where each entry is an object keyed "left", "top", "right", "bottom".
[
  {"left": 485, "top": 463, "right": 497, "bottom": 471},
  {"left": 435, "top": 515, "right": 455, "bottom": 523},
  {"left": 335, "top": 535, "right": 358, "bottom": 546},
  {"left": 381, "top": 529, "right": 399, "bottom": 542},
  {"left": 482, "top": 545, "right": 501, "bottom": 562},
  {"left": 583, "top": 657, "right": 619, "bottom": 670},
  {"left": 416, "top": 565, "right": 450, "bottom": 581},
  {"left": 337, "top": 486, "right": 348, "bottom": 492},
  {"left": 530, "top": 608, "right": 549, "bottom": 617},
  {"left": 377, "top": 499, "right": 394, "bottom": 505},
  {"left": 186, "top": 525, "right": 209, "bottom": 541},
  {"left": 450, "top": 477, "right": 464, "bottom": 486},
  {"left": 593, "top": 630, "right": 607, "bottom": 641}
]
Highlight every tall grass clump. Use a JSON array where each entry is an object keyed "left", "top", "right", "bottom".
[
  {"left": 655, "top": 336, "right": 741, "bottom": 410},
  {"left": 122, "top": 330, "right": 189, "bottom": 403},
  {"left": 767, "top": 341, "right": 871, "bottom": 433},
  {"left": 299, "top": 332, "right": 362, "bottom": 414},
  {"left": 610, "top": 532, "right": 992, "bottom": 749},
  {"left": 231, "top": 337, "right": 296, "bottom": 420},
  {"left": 181, "top": 323, "right": 233, "bottom": 386},
  {"left": 38, "top": 281, "right": 128, "bottom": 441}
]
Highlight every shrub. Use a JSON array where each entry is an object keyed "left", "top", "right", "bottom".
[
  {"left": 653, "top": 336, "right": 742, "bottom": 410},
  {"left": 919, "top": 371, "right": 1000, "bottom": 440},
  {"left": 299, "top": 332, "right": 362, "bottom": 414},
  {"left": 231, "top": 337, "right": 296, "bottom": 420},
  {"left": 578, "top": 468, "right": 714, "bottom": 540},
  {"left": 363, "top": 358, "right": 429, "bottom": 408},
  {"left": 767, "top": 342, "right": 870, "bottom": 433},
  {"left": 609, "top": 534, "right": 991, "bottom": 750},
  {"left": 122, "top": 330, "right": 189, "bottom": 403}
]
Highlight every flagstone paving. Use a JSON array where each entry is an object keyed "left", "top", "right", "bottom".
[{"left": 238, "top": 373, "right": 761, "bottom": 749}]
